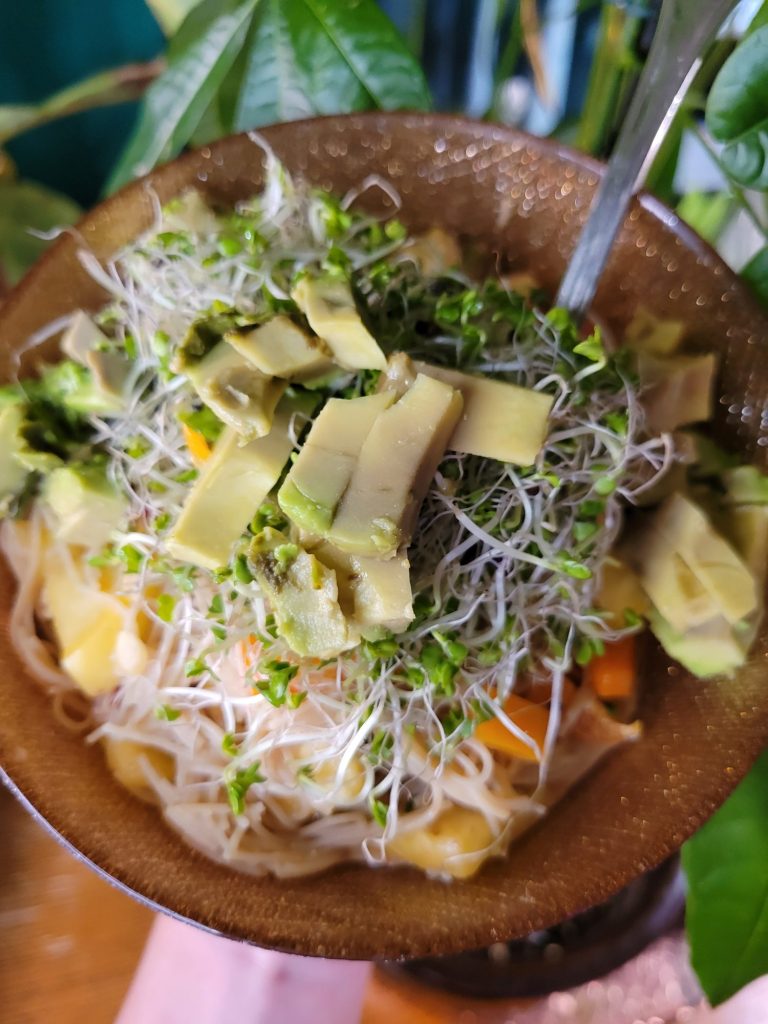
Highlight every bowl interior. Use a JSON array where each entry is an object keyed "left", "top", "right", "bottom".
[{"left": 1, "top": 113, "right": 767, "bottom": 960}]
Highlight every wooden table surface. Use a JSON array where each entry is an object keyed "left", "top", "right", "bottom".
[{"left": 0, "top": 787, "right": 543, "bottom": 1024}]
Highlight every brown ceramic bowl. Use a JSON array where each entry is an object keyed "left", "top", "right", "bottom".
[{"left": 1, "top": 114, "right": 767, "bottom": 960}]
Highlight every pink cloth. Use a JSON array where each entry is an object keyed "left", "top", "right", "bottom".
[
  {"left": 117, "top": 915, "right": 768, "bottom": 1024},
  {"left": 690, "top": 977, "right": 768, "bottom": 1023},
  {"left": 115, "top": 915, "right": 371, "bottom": 1024}
]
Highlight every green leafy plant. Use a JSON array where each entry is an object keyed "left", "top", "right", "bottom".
[
  {"left": 706, "top": 25, "right": 768, "bottom": 190},
  {"left": 702, "top": 10, "right": 768, "bottom": 312},
  {"left": 741, "top": 246, "right": 768, "bottom": 307},
  {"left": 683, "top": 752, "right": 768, "bottom": 1005},
  {"left": 107, "top": 0, "right": 431, "bottom": 190}
]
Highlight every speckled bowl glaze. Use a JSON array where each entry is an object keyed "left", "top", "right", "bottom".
[{"left": 0, "top": 114, "right": 766, "bottom": 960}]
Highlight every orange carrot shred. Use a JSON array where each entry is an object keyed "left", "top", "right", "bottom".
[
  {"left": 182, "top": 423, "right": 212, "bottom": 465},
  {"left": 583, "top": 635, "right": 637, "bottom": 701},
  {"left": 475, "top": 693, "right": 550, "bottom": 762}
]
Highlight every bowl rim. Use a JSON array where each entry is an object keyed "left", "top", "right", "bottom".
[{"left": 0, "top": 112, "right": 746, "bottom": 331}]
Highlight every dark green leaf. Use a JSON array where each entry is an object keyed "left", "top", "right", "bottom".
[
  {"left": 683, "top": 751, "right": 768, "bottom": 1006},
  {"left": 218, "top": 0, "right": 430, "bottom": 134},
  {"left": 107, "top": 0, "right": 257, "bottom": 192},
  {"left": 0, "top": 181, "right": 80, "bottom": 286},
  {"left": 742, "top": 246, "right": 768, "bottom": 308},
  {"left": 117, "top": 0, "right": 430, "bottom": 184},
  {"left": 706, "top": 26, "right": 768, "bottom": 189},
  {"left": 220, "top": 0, "right": 314, "bottom": 131},
  {"left": 188, "top": 94, "right": 229, "bottom": 148},
  {"left": 283, "top": 0, "right": 430, "bottom": 113},
  {"left": 720, "top": 133, "right": 768, "bottom": 190}
]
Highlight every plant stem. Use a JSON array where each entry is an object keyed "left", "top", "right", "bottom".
[
  {"left": 576, "top": 3, "right": 644, "bottom": 157},
  {"left": 0, "top": 60, "right": 164, "bottom": 148}
]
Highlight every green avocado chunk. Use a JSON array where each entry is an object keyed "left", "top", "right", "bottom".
[
  {"left": 185, "top": 342, "right": 287, "bottom": 440},
  {"left": 290, "top": 275, "right": 386, "bottom": 371},
  {"left": 160, "top": 190, "right": 219, "bottom": 235},
  {"left": 327, "top": 374, "right": 463, "bottom": 558},
  {"left": 248, "top": 528, "right": 357, "bottom": 658},
  {"left": 721, "top": 465, "right": 768, "bottom": 506},
  {"left": 638, "top": 352, "right": 717, "bottom": 434},
  {"left": 166, "top": 394, "right": 316, "bottom": 570},
  {"left": 649, "top": 609, "right": 749, "bottom": 679},
  {"left": 649, "top": 492, "right": 758, "bottom": 626},
  {"left": 312, "top": 541, "right": 414, "bottom": 635},
  {"left": 60, "top": 311, "right": 129, "bottom": 412},
  {"left": 278, "top": 392, "right": 395, "bottom": 535},
  {"left": 174, "top": 311, "right": 247, "bottom": 371},
  {"left": 42, "top": 464, "right": 126, "bottom": 548},
  {"left": 226, "top": 316, "right": 335, "bottom": 381},
  {"left": 379, "top": 352, "right": 553, "bottom": 465}
]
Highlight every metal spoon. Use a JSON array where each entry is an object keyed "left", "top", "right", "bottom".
[{"left": 556, "top": 0, "right": 739, "bottom": 318}]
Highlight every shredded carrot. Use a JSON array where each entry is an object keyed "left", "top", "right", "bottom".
[
  {"left": 475, "top": 693, "right": 550, "bottom": 762},
  {"left": 239, "top": 634, "right": 260, "bottom": 670},
  {"left": 182, "top": 423, "right": 212, "bottom": 465},
  {"left": 583, "top": 635, "right": 637, "bottom": 701}
]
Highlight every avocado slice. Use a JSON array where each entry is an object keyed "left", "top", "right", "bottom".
[
  {"left": 721, "top": 465, "right": 768, "bottom": 506},
  {"left": 651, "top": 493, "right": 758, "bottom": 626},
  {"left": 634, "top": 538, "right": 721, "bottom": 633},
  {"left": 596, "top": 556, "right": 650, "bottom": 626},
  {"left": 290, "top": 275, "right": 387, "bottom": 371},
  {"left": 160, "top": 189, "right": 218, "bottom": 235},
  {"left": 185, "top": 342, "right": 287, "bottom": 440},
  {"left": 727, "top": 504, "right": 768, "bottom": 586},
  {"left": 34, "top": 357, "right": 126, "bottom": 418},
  {"left": 328, "top": 374, "right": 463, "bottom": 558},
  {"left": 624, "top": 307, "right": 685, "bottom": 356},
  {"left": 42, "top": 464, "right": 126, "bottom": 548},
  {"left": 248, "top": 527, "right": 357, "bottom": 658},
  {"left": 313, "top": 541, "right": 414, "bottom": 635},
  {"left": 379, "top": 355, "right": 553, "bottom": 466},
  {"left": 60, "top": 311, "right": 130, "bottom": 412},
  {"left": 43, "top": 546, "right": 147, "bottom": 695},
  {"left": 166, "top": 394, "right": 316, "bottom": 570},
  {"left": 60, "top": 310, "right": 110, "bottom": 363},
  {"left": 226, "top": 316, "right": 335, "bottom": 381},
  {"left": 278, "top": 391, "right": 395, "bottom": 535},
  {"left": 397, "top": 228, "right": 462, "bottom": 277},
  {"left": 638, "top": 352, "right": 717, "bottom": 434},
  {"left": 415, "top": 360, "right": 553, "bottom": 466},
  {"left": 649, "top": 609, "right": 749, "bottom": 678}
]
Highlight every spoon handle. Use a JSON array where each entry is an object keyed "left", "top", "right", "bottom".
[{"left": 555, "top": 0, "right": 739, "bottom": 318}]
